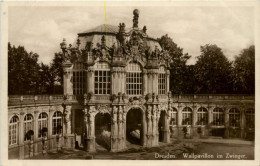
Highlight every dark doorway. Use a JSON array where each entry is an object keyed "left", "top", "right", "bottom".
[
  {"left": 126, "top": 108, "right": 143, "bottom": 145},
  {"left": 95, "top": 113, "right": 111, "bottom": 151},
  {"left": 211, "top": 128, "right": 225, "bottom": 138},
  {"left": 158, "top": 110, "right": 166, "bottom": 142},
  {"left": 74, "top": 110, "right": 85, "bottom": 149}
]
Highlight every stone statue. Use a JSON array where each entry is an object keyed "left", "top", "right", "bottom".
[{"left": 133, "top": 9, "right": 139, "bottom": 28}]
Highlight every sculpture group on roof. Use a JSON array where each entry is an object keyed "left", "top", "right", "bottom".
[{"left": 60, "top": 9, "right": 172, "bottom": 68}]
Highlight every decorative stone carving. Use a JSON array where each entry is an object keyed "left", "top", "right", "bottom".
[{"left": 95, "top": 104, "right": 111, "bottom": 114}]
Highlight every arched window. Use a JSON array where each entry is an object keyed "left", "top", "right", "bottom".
[
  {"left": 38, "top": 113, "right": 48, "bottom": 138},
  {"left": 245, "top": 108, "right": 254, "bottom": 129},
  {"left": 170, "top": 107, "right": 177, "bottom": 126},
  {"left": 182, "top": 107, "right": 192, "bottom": 125},
  {"left": 158, "top": 66, "right": 167, "bottom": 95},
  {"left": 9, "top": 116, "right": 19, "bottom": 145},
  {"left": 52, "top": 111, "right": 63, "bottom": 135},
  {"left": 229, "top": 108, "right": 240, "bottom": 128},
  {"left": 197, "top": 107, "right": 208, "bottom": 126},
  {"left": 72, "top": 62, "right": 85, "bottom": 95},
  {"left": 94, "top": 62, "right": 111, "bottom": 95},
  {"left": 126, "top": 62, "right": 142, "bottom": 95},
  {"left": 213, "top": 107, "right": 224, "bottom": 126},
  {"left": 24, "top": 114, "right": 33, "bottom": 141}
]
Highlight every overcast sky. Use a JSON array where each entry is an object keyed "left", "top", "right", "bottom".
[{"left": 8, "top": 5, "right": 254, "bottom": 65}]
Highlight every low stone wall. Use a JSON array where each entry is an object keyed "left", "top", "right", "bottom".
[
  {"left": 8, "top": 136, "right": 75, "bottom": 159},
  {"left": 169, "top": 126, "right": 254, "bottom": 140}
]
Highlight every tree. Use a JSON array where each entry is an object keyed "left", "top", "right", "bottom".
[
  {"left": 158, "top": 34, "right": 192, "bottom": 94},
  {"left": 37, "top": 63, "right": 55, "bottom": 94},
  {"left": 8, "top": 43, "right": 40, "bottom": 94},
  {"left": 8, "top": 43, "right": 60, "bottom": 94},
  {"left": 50, "top": 52, "right": 63, "bottom": 94},
  {"left": 194, "top": 44, "right": 233, "bottom": 94},
  {"left": 232, "top": 45, "right": 255, "bottom": 94}
]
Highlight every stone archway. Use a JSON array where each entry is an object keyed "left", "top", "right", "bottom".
[
  {"left": 158, "top": 110, "right": 168, "bottom": 142},
  {"left": 126, "top": 108, "right": 143, "bottom": 145},
  {"left": 95, "top": 113, "right": 111, "bottom": 151}
]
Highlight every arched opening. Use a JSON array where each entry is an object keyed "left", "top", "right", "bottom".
[
  {"left": 74, "top": 110, "right": 85, "bottom": 149},
  {"left": 126, "top": 108, "right": 143, "bottom": 145},
  {"left": 158, "top": 110, "right": 167, "bottom": 142},
  {"left": 95, "top": 113, "right": 111, "bottom": 151},
  {"left": 211, "top": 107, "right": 225, "bottom": 137}
]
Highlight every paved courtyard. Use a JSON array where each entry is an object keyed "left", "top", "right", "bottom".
[{"left": 28, "top": 138, "right": 254, "bottom": 160}]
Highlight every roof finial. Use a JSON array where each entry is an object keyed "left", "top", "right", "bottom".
[{"left": 133, "top": 9, "right": 139, "bottom": 28}]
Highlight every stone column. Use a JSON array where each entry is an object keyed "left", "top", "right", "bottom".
[
  {"left": 63, "top": 105, "right": 73, "bottom": 148},
  {"left": 224, "top": 108, "right": 229, "bottom": 138},
  {"left": 163, "top": 110, "right": 170, "bottom": 143},
  {"left": 63, "top": 64, "right": 73, "bottom": 95},
  {"left": 155, "top": 108, "right": 161, "bottom": 145},
  {"left": 166, "top": 70, "right": 170, "bottom": 93},
  {"left": 122, "top": 107, "right": 127, "bottom": 149},
  {"left": 147, "top": 73, "right": 152, "bottom": 94},
  {"left": 86, "top": 68, "right": 94, "bottom": 93},
  {"left": 111, "top": 70, "right": 117, "bottom": 94},
  {"left": 143, "top": 71, "right": 147, "bottom": 95},
  {"left": 111, "top": 106, "right": 118, "bottom": 152},
  {"left": 154, "top": 73, "right": 158, "bottom": 94},
  {"left": 33, "top": 110, "right": 39, "bottom": 156},
  {"left": 152, "top": 105, "right": 158, "bottom": 146},
  {"left": 177, "top": 106, "right": 183, "bottom": 126},
  {"left": 122, "top": 71, "right": 126, "bottom": 94},
  {"left": 208, "top": 106, "right": 213, "bottom": 125},
  {"left": 146, "top": 105, "right": 152, "bottom": 147},
  {"left": 192, "top": 106, "right": 197, "bottom": 127},
  {"left": 48, "top": 108, "right": 52, "bottom": 139},
  {"left": 64, "top": 106, "right": 72, "bottom": 135},
  {"left": 177, "top": 106, "right": 182, "bottom": 137},
  {"left": 118, "top": 106, "right": 123, "bottom": 150},
  {"left": 19, "top": 112, "right": 25, "bottom": 159},
  {"left": 142, "top": 109, "right": 147, "bottom": 147},
  {"left": 241, "top": 108, "right": 245, "bottom": 138}
]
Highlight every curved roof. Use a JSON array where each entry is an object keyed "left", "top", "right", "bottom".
[
  {"left": 77, "top": 24, "right": 161, "bottom": 51},
  {"left": 78, "top": 24, "right": 157, "bottom": 40},
  {"left": 79, "top": 24, "right": 128, "bottom": 35}
]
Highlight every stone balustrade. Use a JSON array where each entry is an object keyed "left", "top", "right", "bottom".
[{"left": 8, "top": 94, "right": 254, "bottom": 107}]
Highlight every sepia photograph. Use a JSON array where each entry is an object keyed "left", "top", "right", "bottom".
[{"left": 2, "top": 1, "right": 258, "bottom": 164}]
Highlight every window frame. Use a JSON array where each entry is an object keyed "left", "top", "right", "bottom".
[
  {"left": 94, "top": 62, "right": 111, "bottom": 95},
  {"left": 182, "top": 107, "right": 192, "bottom": 126},
  {"left": 126, "top": 62, "right": 142, "bottom": 95},
  {"left": 212, "top": 107, "right": 225, "bottom": 127},
  {"left": 245, "top": 108, "right": 254, "bottom": 129},
  {"left": 197, "top": 107, "right": 208, "bottom": 126},
  {"left": 38, "top": 112, "right": 48, "bottom": 138},
  {"left": 24, "top": 114, "right": 34, "bottom": 141},
  {"left": 9, "top": 116, "right": 19, "bottom": 145},
  {"left": 158, "top": 66, "right": 167, "bottom": 95},
  {"left": 169, "top": 107, "right": 178, "bottom": 126},
  {"left": 229, "top": 108, "right": 240, "bottom": 128},
  {"left": 72, "top": 63, "right": 85, "bottom": 95},
  {"left": 52, "top": 111, "right": 63, "bottom": 135}
]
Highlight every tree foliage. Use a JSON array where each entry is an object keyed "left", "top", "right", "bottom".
[
  {"left": 194, "top": 44, "right": 233, "bottom": 94},
  {"left": 50, "top": 52, "right": 63, "bottom": 86},
  {"left": 8, "top": 43, "right": 40, "bottom": 94},
  {"left": 8, "top": 43, "right": 63, "bottom": 95},
  {"left": 158, "top": 34, "right": 192, "bottom": 94},
  {"left": 232, "top": 45, "right": 255, "bottom": 94}
]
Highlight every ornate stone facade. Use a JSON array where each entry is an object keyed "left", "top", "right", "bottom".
[{"left": 8, "top": 9, "right": 255, "bottom": 159}]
